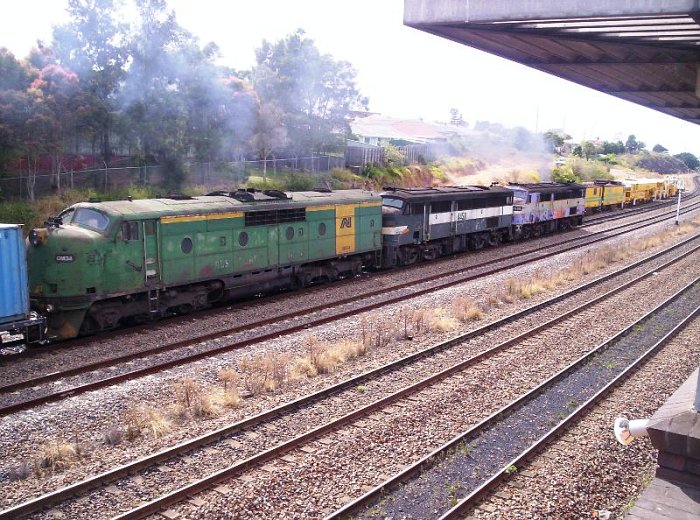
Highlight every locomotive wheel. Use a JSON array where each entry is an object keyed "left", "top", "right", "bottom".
[
  {"left": 470, "top": 235, "right": 485, "bottom": 250},
  {"left": 400, "top": 247, "right": 419, "bottom": 265}
]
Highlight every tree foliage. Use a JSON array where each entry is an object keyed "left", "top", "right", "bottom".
[
  {"left": 625, "top": 134, "right": 645, "bottom": 154},
  {"left": 0, "top": 8, "right": 368, "bottom": 192},
  {"left": 253, "top": 29, "right": 367, "bottom": 154},
  {"left": 673, "top": 152, "right": 700, "bottom": 170}
]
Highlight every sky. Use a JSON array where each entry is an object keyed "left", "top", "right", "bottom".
[{"left": 3, "top": 0, "right": 700, "bottom": 155}]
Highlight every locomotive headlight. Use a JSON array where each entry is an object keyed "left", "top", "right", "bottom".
[
  {"left": 45, "top": 304, "right": 55, "bottom": 313},
  {"left": 29, "top": 228, "right": 48, "bottom": 246}
]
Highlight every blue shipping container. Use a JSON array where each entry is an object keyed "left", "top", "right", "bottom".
[{"left": 0, "top": 224, "right": 29, "bottom": 326}]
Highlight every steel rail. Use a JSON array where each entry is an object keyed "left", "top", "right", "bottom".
[
  {"left": 3, "top": 237, "right": 696, "bottom": 520},
  {"left": 439, "top": 294, "right": 700, "bottom": 519},
  {"left": 329, "top": 277, "right": 700, "bottom": 520},
  {"left": 1, "top": 201, "right": 699, "bottom": 418}
]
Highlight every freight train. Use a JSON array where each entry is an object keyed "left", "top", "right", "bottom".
[
  {"left": 3, "top": 182, "right": 590, "bottom": 344},
  {"left": 582, "top": 177, "right": 680, "bottom": 212}
]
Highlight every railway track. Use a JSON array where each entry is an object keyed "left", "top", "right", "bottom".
[
  {"left": 332, "top": 276, "right": 700, "bottom": 520},
  {"left": 2, "top": 177, "right": 697, "bottom": 363},
  {"left": 1, "top": 198, "right": 699, "bottom": 418},
  {"left": 2, "top": 230, "right": 699, "bottom": 519},
  {"left": 2, "top": 176, "right": 697, "bottom": 363}
]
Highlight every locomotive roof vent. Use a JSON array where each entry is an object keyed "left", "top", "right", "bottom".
[
  {"left": 262, "top": 189, "right": 291, "bottom": 200},
  {"left": 164, "top": 193, "right": 194, "bottom": 200}
]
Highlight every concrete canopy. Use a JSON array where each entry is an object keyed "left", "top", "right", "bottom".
[{"left": 404, "top": 0, "right": 700, "bottom": 125}]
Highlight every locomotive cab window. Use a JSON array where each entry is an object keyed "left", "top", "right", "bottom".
[
  {"left": 72, "top": 208, "right": 110, "bottom": 233},
  {"left": 405, "top": 203, "right": 424, "bottom": 216},
  {"left": 120, "top": 221, "right": 140, "bottom": 241},
  {"left": 144, "top": 221, "right": 156, "bottom": 236},
  {"left": 430, "top": 201, "right": 451, "bottom": 213},
  {"left": 382, "top": 198, "right": 404, "bottom": 210},
  {"left": 59, "top": 208, "right": 75, "bottom": 224}
]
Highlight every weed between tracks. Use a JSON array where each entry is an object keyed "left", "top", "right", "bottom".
[{"left": 9, "top": 217, "right": 700, "bottom": 481}]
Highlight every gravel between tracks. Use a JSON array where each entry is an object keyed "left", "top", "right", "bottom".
[
  {"left": 0, "top": 213, "right": 698, "bottom": 515},
  {"left": 464, "top": 316, "right": 700, "bottom": 520},
  {"left": 356, "top": 280, "right": 700, "bottom": 519}
]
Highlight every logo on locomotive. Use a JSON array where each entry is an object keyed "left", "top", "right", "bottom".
[{"left": 340, "top": 216, "right": 353, "bottom": 228}]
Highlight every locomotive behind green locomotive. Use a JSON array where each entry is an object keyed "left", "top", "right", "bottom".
[{"left": 27, "top": 189, "right": 382, "bottom": 340}]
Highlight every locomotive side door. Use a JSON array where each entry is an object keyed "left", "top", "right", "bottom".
[
  {"left": 142, "top": 220, "right": 160, "bottom": 286},
  {"left": 104, "top": 220, "right": 146, "bottom": 294}
]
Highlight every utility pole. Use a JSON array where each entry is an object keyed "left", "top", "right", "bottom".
[{"left": 675, "top": 179, "right": 684, "bottom": 225}]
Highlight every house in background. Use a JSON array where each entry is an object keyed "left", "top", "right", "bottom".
[
  {"left": 350, "top": 114, "right": 447, "bottom": 146},
  {"left": 346, "top": 113, "right": 470, "bottom": 169}
]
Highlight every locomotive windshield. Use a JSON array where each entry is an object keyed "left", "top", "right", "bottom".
[
  {"left": 382, "top": 198, "right": 404, "bottom": 210},
  {"left": 71, "top": 208, "right": 111, "bottom": 232},
  {"left": 58, "top": 208, "right": 75, "bottom": 224},
  {"left": 511, "top": 189, "right": 528, "bottom": 203}
]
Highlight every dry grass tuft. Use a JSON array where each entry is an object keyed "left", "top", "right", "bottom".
[
  {"left": 38, "top": 441, "right": 78, "bottom": 471},
  {"left": 124, "top": 404, "right": 172, "bottom": 440},
  {"left": 451, "top": 296, "right": 483, "bottom": 322},
  {"left": 292, "top": 339, "right": 367, "bottom": 378},
  {"left": 218, "top": 368, "right": 238, "bottom": 392},
  {"left": 360, "top": 316, "right": 395, "bottom": 350},
  {"left": 239, "top": 352, "right": 290, "bottom": 395},
  {"left": 290, "top": 355, "right": 318, "bottom": 379},
  {"left": 216, "top": 367, "right": 242, "bottom": 407},
  {"left": 429, "top": 313, "right": 458, "bottom": 332}
]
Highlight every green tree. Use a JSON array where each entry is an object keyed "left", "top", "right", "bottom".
[
  {"left": 0, "top": 48, "right": 36, "bottom": 91},
  {"left": 552, "top": 164, "right": 579, "bottom": 183},
  {"left": 652, "top": 143, "right": 668, "bottom": 153},
  {"left": 0, "top": 50, "right": 38, "bottom": 177},
  {"left": 52, "top": 0, "right": 130, "bottom": 162},
  {"left": 674, "top": 152, "right": 700, "bottom": 170},
  {"left": 625, "top": 134, "right": 644, "bottom": 154},
  {"left": 253, "top": 29, "right": 368, "bottom": 156},
  {"left": 543, "top": 130, "right": 569, "bottom": 151},
  {"left": 219, "top": 76, "right": 259, "bottom": 161},
  {"left": 601, "top": 140, "right": 624, "bottom": 154},
  {"left": 118, "top": 0, "right": 207, "bottom": 187},
  {"left": 581, "top": 140, "right": 597, "bottom": 160}
]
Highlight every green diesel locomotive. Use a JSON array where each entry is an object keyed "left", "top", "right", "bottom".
[{"left": 27, "top": 189, "right": 382, "bottom": 340}]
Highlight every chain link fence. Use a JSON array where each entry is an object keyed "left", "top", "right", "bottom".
[
  {"left": 0, "top": 154, "right": 348, "bottom": 200},
  {"left": 0, "top": 143, "right": 441, "bottom": 200}
]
